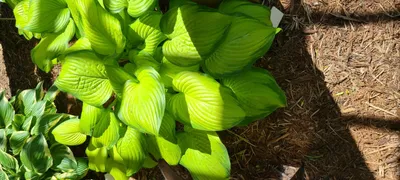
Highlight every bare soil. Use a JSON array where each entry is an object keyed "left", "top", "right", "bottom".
[{"left": 1, "top": 0, "right": 399, "bottom": 180}]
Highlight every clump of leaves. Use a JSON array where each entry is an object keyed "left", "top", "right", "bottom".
[
  {"left": 6, "top": 0, "right": 287, "bottom": 179},
  {"left": 0, "top": 83, "right": 88, "bottom": 180}
]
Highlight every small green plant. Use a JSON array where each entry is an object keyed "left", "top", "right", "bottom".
[
  {"left": 0, "top": 83, "right": 88, "bottom": 180},
  {"left": 6, "top": 0, "right": 287, "bottom": 179}
]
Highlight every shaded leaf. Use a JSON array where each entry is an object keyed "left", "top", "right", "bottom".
[
  {"left": 116, "top": 127, "right": 146, "bottom": 176},
  {"left": 91, "top": 112, "right": 120, "bottom": 149},
  {"left": 9, "top": 131, "right": 30, "bottom": 155},
  {"left": 20, "top": 134, "right": 53, "bottom": 174},
  {"left": 50, "top": 143, "right": 77, "bottom": 172}
]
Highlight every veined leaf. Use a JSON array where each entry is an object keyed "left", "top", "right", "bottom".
[
  {"left": 22, "top": 116, "right": 34, "bottom": 132},
  {"left": 116, "top": 127, "right": 146, "bottom": 176},
  {"left": 74, "top": 157, "right": 89, "bottom": 178},
  {"left": 0, "top": 91, "right": 14, "bottom": 128},
  {"left": 222, "top": 68, "right": 286, "bottom": 125},
  {"left": 0, "top": 149, "right": 18, "bottom": 171},
  {"left": 147, "top": 113, "right": 181, "bottom": 165},
  {"left": 52, "top": 119, "right": 87, "bottom": 146},
  {"left": 177, "top": 127, "right": 230, "bottom": 180},
  {"left": 0, "top": 129, "right": 6, "bottom": 152},
  {"left": 91, "top": 112, "right": 120, "bottom": 149},
  {"left": 31, "top": 113, "right": 64, "bottom": 136},
  {"left": 31, "top": 18, "right": 76, "bottom": 72},
  {"left": 9, "top": 131, "right": 30, "bottom": 155},
  {"left": 219, "top": 0, "right": 273, "bottom": 26},
  {"left": 80, "top": 103, "right": 109, "bottom": 136},
  {"left": 50, "top": 143, "right": 77, "bottom": 172},
  {"left": 14, "top": 0, "right": 30, "bottom": 31},
  {"left": 105, "top": 65, "right": 137, "bottom": 98},
  {"left": 62, "top": 38, "right": 92, "bottom": 55},
  {"left": 168, "top": 71, "right": 245, "bottom": 131},
  {"left": 0, "top": 168, "right": 8, "bottom": 180},
  {"left": 159, "top": 57, "right": 200, "bottom": 88},
  {"left": 20, "top": 134, "right": 53, "bottom": 174},
  {"left": 103, "top": 0, "right": 128, "bottom": 13},
  {"left": 203, "top": 16, "right": 278, "bottom": 77},
  {"left": 128, "top": 50, "right": 161, "bottom": 75},
  {"left": 23, "top": 0, "right": 71, "bottom": 33},
  {"left": 74, "top": 0, "right": 126, "bottom": 55},
  {"left": 161, "top": 4, "right": 232, "bottom": 66},
  {"left": 127, "top": 0, "right": 156, "bottom": 18},
  {"left": 119, "top": 67, "right": 165, "bottom": 135},
  {"left": 55, "top": 51, "right": 113, "bottom": 107},
  {"left": 86, "top": 140, "right": 108, "bottom": 172}
]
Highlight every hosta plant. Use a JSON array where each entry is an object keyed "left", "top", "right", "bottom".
[
  {"left": 0, "top": 83, "right": 88, "bottom": 180},
  {"left": 6, "top": 0, "right": 286, "bottom": 179}
]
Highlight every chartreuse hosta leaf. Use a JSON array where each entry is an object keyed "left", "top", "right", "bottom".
[
  {"left": 119, "top": 67, "right": 165, "bottom": 135},
  {"left": 203, "top": 16, "right": 278, "bottom": 78},
  {"left": 50, "top": 143, "right": 77, "bottom": 172},
  {"left": 159, "top": 57, "right": 200, "bottom": 88},
  {"left": 219, "top": 0, "right": 273, "bottom": 26},
  {"left": 55, "top": 51, "right": 113, "bottom": 107},
  {"left": 71, "top": 0, "right": 126, "bottom": 55},
  {"left": 91, "top": 112, "right": 120, "bottom": 149},
  {"left": 52, "top": 119, "right": 87, "bottom": 146},
  {"left": 147, "top": 112, "right": 181, "bottom": 165},
  {"left": 0, "top": 148, "right": 19, "bottom": 171},
  {"left": 128, "top": 50, "right": 161, "bottom": 75},
  {"left": 80, "top": 103, "right": 108, "bottom": 136},
  {"left": 19, "top": 0, "right": 70, "bottom": 33},
  {"left": 20, "top": 134, "right": 53, "bottom": 174},
  {"left": 86, "top": 140, "right": 108, "bottom": 172},
  {"left": 177, "top": 127, "right": 230, "bottom": 180},
  {"left": 103, "top": 0, "right": 128, "bottom": 13},
  {"left": 62, "top": 37, "right": 92, "bottom": 55},
  {"left": 9, "top": 131, "right": 30, "bottom": 155},
  {"left": 222, "top": 68, "right": 286, "bottom": 125},
  {"left": 0, "top": 91, "right": 14, "bottom": 128},
  {"left": 14, "top": 0, "right": 30, "bottom": 32},
  {"left": 161, "top": 4, "right": 232, "bottom": 67},
  {"left": 168, "top": 71, "right": 245, "bottom": 131},
  {"left": 31, "top": 18, "right": 76, "bottom": 72},
  {"left": 127, "top": 0, "right": 156, "bottom": 18},
  {"left": 116, "top": 127, "right": 147, "bottom": 176},
  {"left": 128, "top": 12, "right": 166, "bottom": 55},
  {"left": 105, "top": 65, "right": 137, "bottom": 98}
]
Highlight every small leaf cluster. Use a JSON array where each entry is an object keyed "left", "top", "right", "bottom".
[
  {"left": 6, "top": 0, "right": 287, "bottom": 179},
  {"left": 0, "top": 83, "right": 88, "bottom": 180}
]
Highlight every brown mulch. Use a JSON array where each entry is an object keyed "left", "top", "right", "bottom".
[{"left": 1, "top": 0, "right": 400, "bottom": 180}]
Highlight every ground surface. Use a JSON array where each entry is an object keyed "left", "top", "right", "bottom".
[{"left": 1, "top": 0, "right": 399, "bottom": 180}]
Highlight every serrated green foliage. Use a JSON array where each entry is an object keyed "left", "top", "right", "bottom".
[{"left": 7, "top": 0, "right": 286, "bottom": 179}]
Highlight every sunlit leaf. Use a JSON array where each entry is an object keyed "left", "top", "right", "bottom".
[
  {"left": 168, "top": 71, "right": 245, "bottom": 131},
  {"left": 103, "top": 0, "right": 128, "bottom": 13},
  {"left": 9, "top": 131, "right": 30, "bottom": 155},
  {"left": 177, "top": 127, "right": 230, "bottom": 180},
  {"left": 86, "top": 140, "right": 108, "bottom": 172},
  {"left": 20, "top": 134, "right": 53, "bottom": 174},
  {"left": 52, "top": 119, "right": 87, "bottom": 146},
  {"left": 116, "top": 127, "right": 146, "bottom": 176},
  {"left": 105, "top": 65, "right": 137, "bottom": 98},
  {"left": 0, "top": 149, "right": 19, "bottom": 170},
  {"left": 80, "top": 103, "right": 109, "bottom": 136},
  {"left": 219, "top": 0, "right": 273, "bottom": 26},
  {"left": 31, "top": 113, "right": 64, "bottom": 136},
  {"left": 91, "top": 112, "right": 120, "bottom": 149},
  {"left": 159, "top": 57, "right": 199, "bottom": 88},
  {"left": 127, "top": 0, "right": 156, "bottom": 18}
]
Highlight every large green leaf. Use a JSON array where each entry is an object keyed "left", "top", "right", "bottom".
[
  {"left": 104, "top": 65, "right": 137, "bottom": 98},
  {"left": 31, "top": 113, "right": 64, "bottom": 136},
  {"left": 20, "top": 134, "right": 53, "bottom": 174},
  {"left": 22, "top": 116, "right": 34, "bottom": 132},
  {"left": 177, "top": 127, "right": 230, "bottom": 180},
  {"left": 103, "top": 0, "right": 128, "bottom": 13},
  {"left": 52, "top": 119, "right": 87, "bottom": 146},
  {"left": 80, "top": 103, "right": 109, "bottom": 136},
  {"left": 127, "top": 0, "right": 156, "bottom": 18},
  {"left": 160, "top": 4, "right": 232, "bottom": 66},
  {"left": 168, "top": 71, "right": 245, "bottom": 131},
  {"left": 128, "top": 50, "right": 161, "bottom": 75},
  {"left": 15, "top": 87, "right": 38, "bottom": 115},
  {"left": 159, "top": 57, "right": 200, "bottom": 88},
  {"left": 55, "top": 51, "right": 113, "bottom": 107},
  {"left": 14, "top": 0, "right": 30, "bottom": 31},
  {"left": 127, "top": 12, "right": 166, "bottom": 55},
  {"left": 9, "top": 131, "right": 30, "bottom": 155},
  {"left": 50, "top": 143, "right": 77, "bottom": 172},
  {"left": 91, "top": 112, "right": 120, "bottom": 149},
  {"left": 31, "top": 19, "right": 76, "bottom": 72},
  {"left": 0, "top": 91, "right": 14, "bottom": 129},
  {"left": 51, "top": 157, "right": 88, "bottom": 179},
  {"left": 116, "top": 127, "right": 146, "bottom": 176},
  {"left": 147, "top": 113, "right": 181, "bottom": 165},
  {"left": 73, "top": 0, "right": 126, "bottom": 55},
  {"left": 85, "top": 140, "right": 108, "bottom": 172},
  {"left": 203, "top": 16, "right": 278, "bottom": 77},
  {"left": 0, "top": 129, "right": 7, "bottom": 151},
  {"left": 222, "top": 68, "right": 286, "bottom": 125},
  {"left": 0, "top": 149, "right": 18, "bottom": 171},
  {"left": 218, "top": 0, "right": 273, "bottom": 26},
  {"left": 43, "top": 85, "right": 60, "bottom": 102},
  {"left": 62, "top": 38, "right": 92, "bottom": 55},
  {"left": 22, "top": 0, "right": 71, "bottom": 33},
  {"left": 118, "top": 67, "right": 165, "bottom": 135}
]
